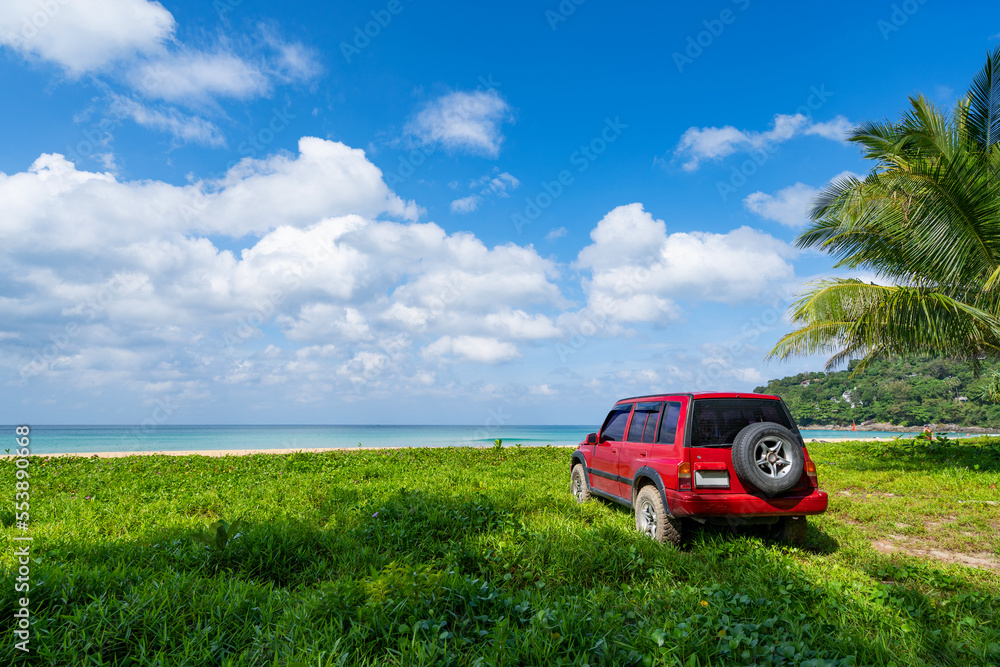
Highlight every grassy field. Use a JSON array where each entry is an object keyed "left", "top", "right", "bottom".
[{"left": 1, "top": 437, "right": 998, "bottom": 666}]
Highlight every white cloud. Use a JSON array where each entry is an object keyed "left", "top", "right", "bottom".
[
  {"left": 574, "top": 203, "right": 796, "bottom": 323},
  {"left": 128, "top": 50, "right": 271, "bottom": 103},
  {"left": 577, "top": 203, "right": 670, "bottom": 273},
  {"left": 697, "top": 343, "right": 767, "bottom": 385},
  {"left": 744, "top": 171, "right": 858, "bottom": 227},
  {"left": 450, "top": 169, "right": 520, "bottom": 214},
  {"left": 1, "top": 127, "right": 813, "bottom": 411},
  {"left": 0, "top": 138, "right": 417, "bottom": 251},
  {"left": 405, "top": 89, "right": 512, "bottom": 157},
  {"left": 258, "top": 26, "right": 323, "bottom": 83},
  {"left": 477, "top": 170, "right": 519, "bottom": 196},
  {"left": 673, "top": 113, "right": 853, "bottom": 171},
  {"left": 616, "top": 369, "right": 661, "bottom": 385},
  {"left": 450, "top": 195, "right": 480, "bottom": 214},
  {"left": 545, "top": 227, "right": 567, "bottom": 241},
  {"left": 0, "top": 139, "right": 572, "bottom": 393},
  {"left": 483, "top": 310, "right": 560, "bottom": 340},
  {"left": 383, "top": 245, "right": 563, "bottom": 322},
  {"left": 674, "top": 125, "right": 748, "bottom": 170},
  {"left": 279, "top": 305, "right": 371, "bottom": 342},
  {"left": 0, "top": 1, "right": 320, "bottom": 146},
  {"left": 423, "top": 336, "right": 521, "bottom": 364},
  {"left": 337, "top": 350, "right": 389, "bottom": 383},
  {"left": 0, "top": 0, "right": 174, "bottom": 75},
  {"left": 109, "top": 94, "right": 225, "bottom": 147},
  {"left": 804, "top": 117, "right": 853, "bottom": 141},
  {"left": 203, "top": 138, "right": 419, "bottom": 234},
  {"left": 743, "top": 183, "right": 818, "bottom": 227}
]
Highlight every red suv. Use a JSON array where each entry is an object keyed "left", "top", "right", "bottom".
[{"left": 570, "top": 392, "right": 828, "bottom": 546}]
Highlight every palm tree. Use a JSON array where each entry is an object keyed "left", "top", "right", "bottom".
[{"left": 769, "top": 47, "right": 1000, "bottom": 374}]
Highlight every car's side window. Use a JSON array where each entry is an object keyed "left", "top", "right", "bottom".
[
  {"left": 627, "top": 402, "right": 662, "bottom": 443},
  {"left": 641, "top": 407, "right": 660, "bottom": 443},
  {"left": 601, "top": 404, "right": 633, "bottom": 442},
  {"left": 657, "top": 401, "right": 682, "bottom": 445}
]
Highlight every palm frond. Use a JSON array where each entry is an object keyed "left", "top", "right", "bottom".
[
  {"left": 968, "top": 46, "right": 1000, "bottom": 149},
  {"left": 768, "top": 280, "right": 1000, "bottom": 371},
  {"left": 776, "top": 49, "right": 1000, "bottom": 375}
]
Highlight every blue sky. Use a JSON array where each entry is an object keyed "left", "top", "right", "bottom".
[{"left": 1, "top": 0, "right": 997, "bottom": 425}]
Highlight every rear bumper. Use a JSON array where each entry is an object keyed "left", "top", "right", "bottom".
[{"left": 666, "top": 488, "right": 828, "bottom": 517}]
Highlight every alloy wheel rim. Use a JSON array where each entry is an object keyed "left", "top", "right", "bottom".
[
  {"left": 639, "top": 500, "right": 657, "bottom": 538},
  {"left": 753, "top": 436, "right": 792, "bottom": 479}
]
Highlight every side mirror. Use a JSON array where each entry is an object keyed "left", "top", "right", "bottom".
[{"left": 586, "top": 432, "right": 598, "bottom": 445}]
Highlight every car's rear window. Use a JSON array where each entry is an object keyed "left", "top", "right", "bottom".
[{"left": 690, "top": 399, "right": 791, "bottom": 447}]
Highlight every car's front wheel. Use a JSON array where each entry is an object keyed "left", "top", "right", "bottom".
[
  {"left": 634, "top": 485, "right": 682, "bottom": 547},
  {"left": 570, "top": 464, "right": 592, "bottom": 503}
]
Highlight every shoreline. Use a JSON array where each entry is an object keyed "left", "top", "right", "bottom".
[{"left": 7, "top": 434, "right": 994, "bottom": 458}]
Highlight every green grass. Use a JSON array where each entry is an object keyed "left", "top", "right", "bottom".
[{"left": 1, "top": 440, "right": 999, "bottom": 666}]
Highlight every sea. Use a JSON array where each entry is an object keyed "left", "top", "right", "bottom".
[{"left": 4, "top": 424, "right": 989, "bottom": 456}]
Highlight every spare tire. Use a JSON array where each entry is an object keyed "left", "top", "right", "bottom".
[{"left": 730, "top": 422, "right": 804, "bottom": 496}]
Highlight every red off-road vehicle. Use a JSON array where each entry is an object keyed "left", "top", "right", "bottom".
[{"left": 570, "top": 392, "right": 828, "bottom": 546}]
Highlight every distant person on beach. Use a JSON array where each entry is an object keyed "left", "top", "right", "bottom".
[{"left": 922, "top": 424, "right": 933, "bottom": 437}]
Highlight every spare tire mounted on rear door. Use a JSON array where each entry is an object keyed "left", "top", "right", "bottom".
[{"left": 730, "top": 422, "right": 804, "bottom": 496}]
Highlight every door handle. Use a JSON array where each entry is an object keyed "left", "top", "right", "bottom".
[
  {"left": 639, "top": 451, "right": 647, "bottom": 457},
  {"left": 611, "top": 448, "right": 617, "bottom": 454}
]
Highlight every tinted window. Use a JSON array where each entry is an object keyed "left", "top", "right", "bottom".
[
  {"left": 691, "top": 399, "right": 791, "bottom": 447},
  {"left": 627, "top": 402, "right": 662, "bottom": 442},
  {"left": 657, "top": 401, "right": 682, "bottom": 444},
  {"left": 641, "top": 410, "right": 660, "bottom": 443},
  {"left": 601, "top": 404, "right": 633, "bottom": 442}
]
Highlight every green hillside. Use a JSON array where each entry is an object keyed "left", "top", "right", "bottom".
[{"left": 754, "top": 358, "right": 1000, "bottom": 428}]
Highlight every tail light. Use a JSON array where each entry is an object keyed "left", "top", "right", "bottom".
[
  {"left": 804, "top": 460, "right": 818, "bottom": 486},
  {"left": 678, "top": 462, "right": 691, "bottom": 490}
]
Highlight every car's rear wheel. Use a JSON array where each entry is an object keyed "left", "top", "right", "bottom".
[
  {"left": 570, "top": 464, "right": 591, "bottom": 503},
  {"left": 731, "top": 422, "right": 805, "bottom": 496},
  {"left": 634, "top": 485, "right": 682, "bottom": 546}
]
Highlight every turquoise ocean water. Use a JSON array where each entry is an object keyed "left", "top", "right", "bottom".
[
  {"left": 5, "top": 425, "right": 987, "bottom": 455},
  {"left": 8, "top": 425, "right": 593, "bottom": 455}
]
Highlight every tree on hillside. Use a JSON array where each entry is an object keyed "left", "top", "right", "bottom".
[
  {"left": 755, "top": 357, "right": 1000, "bottom": 427},
  {"left": 768, "top": 47, "right": 1000, "bottom": 374}
]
